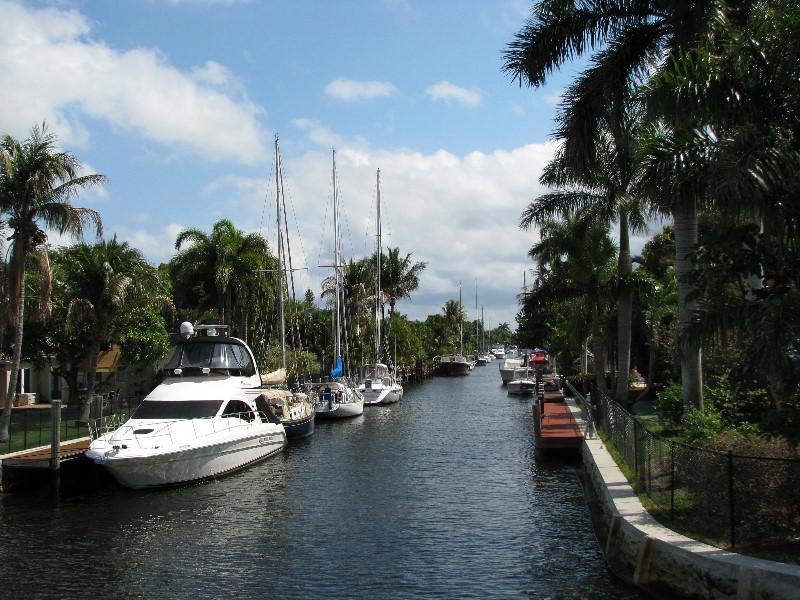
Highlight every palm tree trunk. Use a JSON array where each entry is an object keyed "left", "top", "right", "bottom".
[
  {"left": 674, "top": 195, "right": 704, "bottom": 412},
  {"left": 591, "top": 305, "right": 607, "bottom": 394},
  {"left": 615, "top": 212, "right": 633, "bottom": 405},
  {"left": 0, "top": 251, "right": 26, "bottom": 443},
  {"left": 78, "top": 340, "right": 102, "bottom": 426}
]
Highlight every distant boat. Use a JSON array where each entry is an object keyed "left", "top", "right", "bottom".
[
  {"left": 491, "top": 344, "right": 506, "bottom": 359},
  {"left": 312, "top": 150, "right": 364, "bottom": 419},
  {"left": 86, "top": 323, "right": 287, "bottom": 489},
  {"left": 437, "top": 353, "right": 471, "bottom": 376},
  {"left": 357, "top": 169, "right": 403, "bottom": 406}
]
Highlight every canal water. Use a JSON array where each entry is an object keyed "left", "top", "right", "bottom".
[{"left": 0, "top": 364, "right": 642, "bottom": 599}]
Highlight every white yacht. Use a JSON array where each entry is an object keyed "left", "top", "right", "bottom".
[{"left": 86, "top": 323, "right": 287, "bottom": 489}]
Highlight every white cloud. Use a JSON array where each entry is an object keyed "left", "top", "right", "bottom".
[
  {"left": 426, "top": 81, "right": 482, "bottom": 108},
  {"left": 206, "top": 131, "right": 559, "bottom": 327},
  {"left": 324, "top": 78, "right": 397, "bottom": 102},
  {"left": 0, "top": 1, "right": 270, "bottom": 164}
]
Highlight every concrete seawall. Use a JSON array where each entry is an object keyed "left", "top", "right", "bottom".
[{"left": 579, "top": 432, "right": 800, "bottom": 599}]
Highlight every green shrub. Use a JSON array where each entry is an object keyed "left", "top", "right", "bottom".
[
  {"left": 654, "top": 381, "right": 683, "bottom": 427},
  {"left": 682, "top": 407, "right": 723, "bottom": 442}
]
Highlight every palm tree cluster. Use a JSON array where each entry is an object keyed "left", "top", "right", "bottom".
[{"left": 506, "top": 0, "right": 800, "bottom": 433}]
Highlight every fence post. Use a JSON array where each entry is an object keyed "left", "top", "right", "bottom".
[
  {"left": 728, "top": 450, "right": 736, "bottom": 548},
  {"left": 633, "top": 418, "right": 639, "bottom": 480},
  {"left": 50, "top": 400, "right": 61, "bottom": 490},
  {"left": 670, "top": 441, "right": 675, "bottom": 520}
]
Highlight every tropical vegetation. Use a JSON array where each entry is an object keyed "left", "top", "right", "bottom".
[{"left": 505, "top": 0, "right": 800, "bottom": 441}]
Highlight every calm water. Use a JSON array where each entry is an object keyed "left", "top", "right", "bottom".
[{"left": 1, "top": 365, "right": 641, "bottom": 599}]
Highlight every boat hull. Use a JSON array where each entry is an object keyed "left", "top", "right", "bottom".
[
  {"left": 86, "top": 428, "right": 286, "bottom": 489},
  {"left": 315, "top": 398, "right": 364, "bottom": 418},
  {"left": 362, "top": 386, "right": 403, "bottom": 405},
  {"left": 284, "top": 413, "right": 315, "bottom": 439},
  {"left": 507, "top": 380, "right": 536, "bottom": 395}
]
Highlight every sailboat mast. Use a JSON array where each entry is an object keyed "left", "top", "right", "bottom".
[
  {"left": 475, "top": 281, "right": 478, "bottom": 354},
  {"left": 332, "top": 150, "right": 341, "bottom": 361},
  {"left": 275, "top": 135, "right": 287, "bottom": 370},
  {"left": 459, "top": 282, "right": 463, "bottom": 355},
  {"left": 375, "top": 168, "right": 382, "bottom": 363}
]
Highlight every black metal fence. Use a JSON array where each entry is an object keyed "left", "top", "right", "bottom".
[
  {"left": 2, "top": 401, "right": 134, "bottom": 456},
  {"left": 587, "top": 383, "right": 800, "bottom": 551}
]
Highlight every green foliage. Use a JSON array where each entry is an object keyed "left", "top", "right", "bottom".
[
  {"left": 654, "top": 381, "right": 684, "bottom": 428},
  {"left": 681, "top": 407, "right": 723, "bottom": 442},
  {"left": 113, "top": 306, "right": 170, "bottom": 369}
]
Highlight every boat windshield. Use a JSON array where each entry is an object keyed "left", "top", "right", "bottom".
[
  {"left": 163, "top": 341, "right": 255, "bottom": 376},
  {"left": 131, "top": 400, "right": 224, "bottom": 419}
]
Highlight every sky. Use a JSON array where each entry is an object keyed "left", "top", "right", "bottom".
[{"left": 0, "top": 0, "right": 656, "bottom": 330}]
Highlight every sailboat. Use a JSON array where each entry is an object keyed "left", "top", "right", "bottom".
[
  {"left": 311, "top": 150, "right": 365, "bottom": 418},
  {"left": 437, "top": 283, "right": 471, "bottom": 376},
  {"left": 357, "top": 169, "right": 403, "bottom": 406},
  {"left": 260, "top": 135, "right": 315, "bottom": 439}
]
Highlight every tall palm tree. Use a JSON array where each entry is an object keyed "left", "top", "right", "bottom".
[
  {"left": 521, "top": 99, "right": 648, "bottom": 404},
  {"left": 380, "top": 246, "right": 426, "bottom": 350},
  {"left": 441, "top": 298, "right": 467, "bottom": 351},
  {"left": 59, "top": 236, "right": 165, "bottom": 425},
  {"left": 0, "top": 123, "right": 104, "bottom": 443},
  {"left": 526, "top": 210, "right": 617, "bottom": 393},
  {"left": 172, "top": 219, "right": 272, "bottom": 337},
  {"left": 504, "top": 0, "right": 758, "bottom": 411}
]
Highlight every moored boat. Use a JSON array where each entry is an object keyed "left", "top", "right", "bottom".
[
  {"left": 507, "top": 368, "right": 536, "bottom": 395},
  {"left": 86, "top": 323, "right": 287, "bottom": 489}
]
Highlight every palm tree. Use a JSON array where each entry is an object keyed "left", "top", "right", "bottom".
[
  {"left": 380, "top": 247, "right": 426, "bottom": 349},
  {"left": 172, "top": 219, "right": 272, "bottom": 337},
  {"left": 526, "top": 210, "right": 617, "bottom": 393},
  {"left": 59, "top": 236, "right": 165, "bottom": 425},
  {"left": 441, "top": 298, "right": 467, "bottom": 351},
  {"left": 521, "top": 98, "right": 648, "bottom": 404},
  {"left": 504, "top": 0, "right": 759, "bottom": 411},
  {"left": 0, "top": 123, "right": 104, "bottom": 443}
]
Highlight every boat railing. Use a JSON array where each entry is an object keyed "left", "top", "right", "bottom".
[{"left": 89, "top": 411, "right": 267, "bottom": 448}]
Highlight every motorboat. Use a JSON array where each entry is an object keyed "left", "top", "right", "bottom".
[
  {"left": 357, "top": 362, "right": 403, "bottom": 405},
  {"left": 86, "top": 323, "right": 287, "bottom": 489},
  {"left": 437, "top": 354, "right": 471, "bottom": 376},
  {"left": 507, "top": 368, "right": 536, "bottom": 395},
  {"left": 499, "top": 356, "right": 524, "bottom": 385},
  {"left": 491, "top": 344, "right": 506, "bottom": 359}
]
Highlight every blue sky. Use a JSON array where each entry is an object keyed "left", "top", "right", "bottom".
[{"left": 0, "top": 0, "right": 649, "bottom": 329}]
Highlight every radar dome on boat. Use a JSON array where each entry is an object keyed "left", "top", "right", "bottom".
[{"left": 180, "top": 322, "right": 194, "bottom": 338}]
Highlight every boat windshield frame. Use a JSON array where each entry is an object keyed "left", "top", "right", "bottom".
[
  {"left": 162, "top": 337, "right": 256, "bottom": 376},
  {"left": 131, "top": 399, "right": 224, "bottom": 420}
]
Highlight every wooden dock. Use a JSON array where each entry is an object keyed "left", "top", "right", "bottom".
[
  {"left": 533, "top": 390, "right": 584, "bottom": 455},
  {"left": 1, "top": 438, "right": 93, "bottom": 491}
]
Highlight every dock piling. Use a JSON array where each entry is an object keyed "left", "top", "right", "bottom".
[{"left": 50, "top": 400, "right": 61, "bottom": 490}]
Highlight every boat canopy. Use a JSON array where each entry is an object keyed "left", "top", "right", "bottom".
[
  {"left": 261, "top": 368, "right": 287, "bottom": 385},
  {"left": 163, "top": 338, "right": 256, "bottom": 376},
  {"left": 358, "top": 363, "right": 389, "bottom": 379}
]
